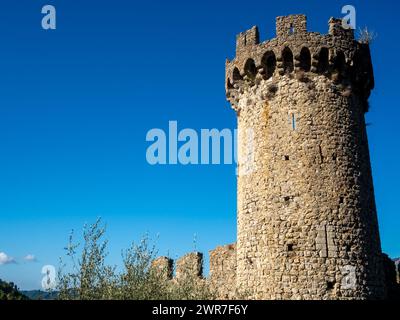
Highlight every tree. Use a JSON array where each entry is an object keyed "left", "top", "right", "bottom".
[
  {"left": 57, "top": 218, "right": 215, "bottom": 300},
  {"left": 0, "top": 279, "right": 28, "bottom": 300}
]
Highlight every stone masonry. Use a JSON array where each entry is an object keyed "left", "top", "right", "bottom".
[
  {"left": 225, "top": 14, "right": 385, "bottom": 299},
  {"left": 153, "top": 14, "right": 389, "bottom": 300}
]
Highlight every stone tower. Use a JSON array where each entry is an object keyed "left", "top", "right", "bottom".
[{"left": 225, "top": 15, "right": 386, "bottom": 299}]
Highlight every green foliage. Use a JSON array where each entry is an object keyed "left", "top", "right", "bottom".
[
  {"left": 57, "top": 218, "right": 216, "bottom": 300},
  {"left": 0, "top": 279, "right": 28, "bottom": 300}
]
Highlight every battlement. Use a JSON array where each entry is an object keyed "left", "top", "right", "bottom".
[
  {"left": 226, "top": 15, "right": 374, "bottom": 112},
  {"left": 276, "top": 14, "right": 307, "bottom": 38},
  {"left": 151, "top": 244, "right": 237, "bottom": 298},
  {"left": 236, "top": 26, "right": 259, "bottom": 54},
  {"left": 328, "top": 17, "right": 354, "bottom": 38}
]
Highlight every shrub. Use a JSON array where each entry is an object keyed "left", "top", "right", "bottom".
[
  {"left": 357, "top": 27, "right": 377, "bottom": 44},
  {"left": 57, "top": 219, "right": 216, "bottom": 300}
]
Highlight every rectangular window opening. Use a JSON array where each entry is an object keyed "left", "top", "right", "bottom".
[
  {"left": 291, "top": 113, "right": 296, "bottom": 130},
  {"left": 289, "top": 24, "right": 295, "bottom": 35}
]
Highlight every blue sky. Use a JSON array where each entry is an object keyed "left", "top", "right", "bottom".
[{"left": 0, "top": 0, "right": 399, "bottom": 290}]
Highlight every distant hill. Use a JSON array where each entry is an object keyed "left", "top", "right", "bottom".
[
  {"left": 0, "top": 279, "right": 28, "bottom": 300},
  {"left": 21, "top": 290, "right": 58, "bottom": 300}
]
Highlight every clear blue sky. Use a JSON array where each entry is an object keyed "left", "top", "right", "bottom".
[{"left": 0, "top": 0, "right": 399, "bottom": 290}]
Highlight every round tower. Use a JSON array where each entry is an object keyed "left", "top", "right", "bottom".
[{"left": 226, "top": 14, "right": 386, "bottom": 299}]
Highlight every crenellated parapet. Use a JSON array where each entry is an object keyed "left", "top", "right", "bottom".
[
  {"left": 151, "top": 244, "right": 237, "bottom": 299},
  {"left": 151, "top": 256, "right": 174, "bottom": 280},
  {"left": 176, "top": 252, "right": 204, "bottom": 280},
  {"left": 209, "top": 244, "right": 237, "bottom": 299},
  {"left": 226, "top": 14, "right": 374, "bottom": 112}
]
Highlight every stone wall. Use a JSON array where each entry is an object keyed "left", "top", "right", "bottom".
[
  {"left": 176, "top": 252, "right": 203, "bottom": 280},
  {"left": 150, "top": 14, "right": 390, "bottom": 301},
  {"left": 382, "top": 254, "right": 400, "bottom": 299},
  {"left": 225, "top": 14, "right": 385, "bottom": 300},
  {"left": 152, "top": 256, "right": 174, "bottom": 280},
  {"left": 152, "top": 246, "right": 237, "bottom": 299},
  {"left": 209, "top": 244, "right": 237, "bottom": 299}
]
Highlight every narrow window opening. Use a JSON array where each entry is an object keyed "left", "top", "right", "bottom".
[
  {"left": 332, "top": 154, "right": 337, "bottom": 161},
  {"left": 284, "top": 196, "right": 291, "bottom": 203},
  {"left": 289, "top": 24, "right": 295, "bottom": 35},
  {"left": 284, "top": 155, "right": 290, "bottom": 161},
  {"left": 291, "top": 113, "right": 296, "bottom": 130},
  {"left": 287, "top": 244, "right": 294, "bottom": 252},
  {"left": 339, "top": 197, "right": 344, "bottom": 204},
  {"left": 319, "top": 145, "right": 324, "bottom": 163}
]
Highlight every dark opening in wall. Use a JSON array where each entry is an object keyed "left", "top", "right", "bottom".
[
  {"left": 244, "top": 59, "right": 257, "bottom": 80},
  {"left": 327, "top": 281, "right": 335, "bottom": 290},
  {"left": 261, "top": 51, "right": 276, "bottom": 80},
  {"left": 332, "top": 154, "right": 337, "bottom": 161},
  {"left": 319, "top": 145, "right": 324, "bottom": 163},
  {"left": 284, "top": 196, "right": 291, "bottom": 202},
  {"left": 227, "top": 78, "right": 234, "bottom": 89},
  {"left": 334, "top": 51, "right": 346, "bottom": 75},
  {"left": 351, "top": 50, "right": 363, "bottom": 85},
  {"left": 285, "top": 155, "right": 290, "bottom": 161},
  {"left": 317, "top": 48, "right": 329, "bottom": 74},
  {"left": 282, "top": 47, "right": 294, "bottom": 74},
  {"left": 289, "top": 24, "right": 295, "bottom": 35},
  {"left": 287, "top": 244, "right": 294, "bottom": 252},
  {"left": 339, "top": 197, "right": 344, "bottom": 204},
  {"left": 291, "top": 113, "right": 296, "bottom": 130},
  {"left": 299, "top": 47, "right": 311, "bottom": 72},
  {"left": 232, "top": 67, "right": 242, "bottom": 81}
]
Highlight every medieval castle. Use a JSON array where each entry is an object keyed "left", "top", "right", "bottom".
[{"left": 153, "top": 14, "right": 396, "bottom": 300}]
